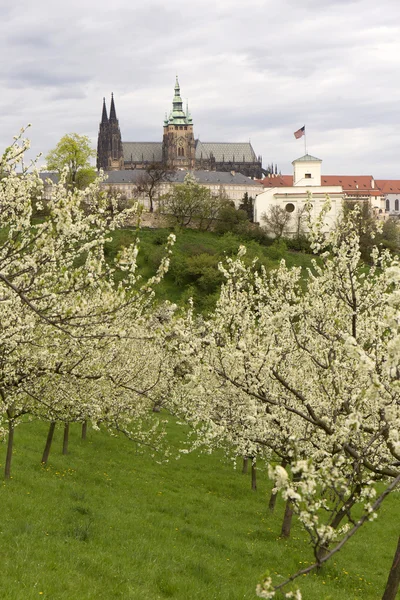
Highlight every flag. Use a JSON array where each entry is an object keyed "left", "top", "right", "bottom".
[{"left": 294, "top": 126, "right": 305, "bottom": 139}]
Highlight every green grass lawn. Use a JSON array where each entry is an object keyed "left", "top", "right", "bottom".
[{"left": 0, "top": 419, "right": 397, "bottom": 600}]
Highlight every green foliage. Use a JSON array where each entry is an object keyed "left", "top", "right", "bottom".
[
  {"left": 377, "top": 218, "right": 400, "bottom": 253},
  {"left": 105, "top": 227, "right": 317, "bottom": 312},
  {"left": 185, "top": 254, "right": 224, "bottom": 292},
  {"left": 342, "top": 200, "right": 380, "bottom": 262},
  {"left": 161, "top": 176, "right": 248, "bottom": 232},
  {"left": 214, "top": 202, "right": 248, "bottom": 234},
  {"left": 236, "top": 222, "right": 273, "bottom": 246},
  {"left": 218, "top": 232, "right": 242, "bottom": 256},
  {"left": 285, "top": 234, "right": 313, "bottom": 253},
  {"left": 266, "top": 239, "right": 288, "bottom": 260},
  {"left": 45, "top": 133, "right": 97, "bottom": 190},
  {"left": 161, "top": 174, "right": 215, "bottom": 228},
  {"left": 0, "top": 419, "right": 394, "bottom": 599},
  {"left": 152, "top": 230, "right": 170, "bottom": 246},
  {"left": 238, "top": 192, "right": 254, "bottom": 222},
  {"left": 343, "top": 202, "right": 400, "bottom": 261}
]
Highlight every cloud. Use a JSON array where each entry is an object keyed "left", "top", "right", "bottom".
[{"left": 0, "top": 0, "right": 400, "bottom": 177}]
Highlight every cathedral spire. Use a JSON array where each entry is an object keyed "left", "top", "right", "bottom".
[
  {"left": 172, "top": 77, "right": 183, "bottom": 114},
  {"left": 165, "top": 76, "right": 189, "bottom": 125},
  {"left": 101, "top": 97, "right": 108, "bottom": 123},
  {"left": 109, "top": 93, "right": 117, "bottom": 121}
]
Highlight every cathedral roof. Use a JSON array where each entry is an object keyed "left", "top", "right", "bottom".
[
  {"left": 122, "top": 140, "right": 259, "bottom": 166},
  {"left": 122, "top": 142, "right": 163, "bottom": 163},
  {"left": 195, "top": 141, "right": 258, "bottom": 163}
]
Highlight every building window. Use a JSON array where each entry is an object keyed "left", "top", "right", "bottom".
[
  {"left": 386, "top": 199, "right": 390, "bottom": 211},
  {"left": 285, "top": 203, "right": 295, "bottom": 213},
  {"left": 305, "top": 173, "right": 312, "bottom": 179},
  {"left": 184, "top": 126, "right": 187, "bottom": 130},
  {"left": 395, "top": 199, "right": 399, "bottom": 211}
]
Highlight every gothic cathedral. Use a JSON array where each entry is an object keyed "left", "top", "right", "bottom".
[{"left": 97, "top": 78, "right": 262, "bottom": 179}]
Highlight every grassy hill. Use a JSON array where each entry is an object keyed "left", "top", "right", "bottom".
[
  {"left": 105, "top": 228, "right": 317, "bottom": 312},
  {"left": 2, "top": 225, "right": 397, "bottom": 598},
  {"left": 0, "top": 419, "right": 397, "bottom": 600}
]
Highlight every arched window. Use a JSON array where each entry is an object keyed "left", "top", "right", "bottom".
[
  {"left": 396, "top": 199, "right": 399, "bottom": 212},
  {"left": 386, "top": 198, "right": 390, "bottom": 211}
]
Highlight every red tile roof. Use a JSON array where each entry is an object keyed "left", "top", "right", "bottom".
[
  {"left": 375, "top": 180, "right": 400, "bottom": 194},
  {"left": 259, "top": 174, "right": 382, "bottom": 196},
  {"left": 258, "top": 175, "right": 293, "bottom": 187},
  {"left": 320, "top": 176, "right": 375, "bottom": 191}
]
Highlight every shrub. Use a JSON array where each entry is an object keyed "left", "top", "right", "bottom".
[
  {"left": 285, "top": 235, "right": 312, "bottom": 253},
  {"left": 267, "top": 239, "right": 288, "bottom": 260}
]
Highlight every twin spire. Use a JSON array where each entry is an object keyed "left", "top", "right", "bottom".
[{"left": 101, "top": 93, "right": 118, "bottom": 124}]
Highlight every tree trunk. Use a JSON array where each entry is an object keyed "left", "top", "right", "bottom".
[
  {"left": 81, "top": 421, "right": 87, "bottom": 440},
  {"left": 268, "top": 489, "right": 278, "bottom": 512},
  {"left": 242, "top": 457, "right": 248, "bottom": 474},
  {"left": 281, "top": 498, "right": 294, "bottom": 538},
  {"left": 251, "top": 460, "right": 257, "bottom": 491},
  {"left": 382, "top": 534, "right": 400, "bottom": 600},
  {"left": 62, "top": 422, "right": 69, "bottom": 455},
  {"left": 41, "top": 421, "right": 56, "bottom": 464},
  {"left": 5, "top": 418, "right": 14, "bottom": 480}
]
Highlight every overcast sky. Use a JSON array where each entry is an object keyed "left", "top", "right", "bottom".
[{"left": 1, "top": 0, "right": 400, "bottom": 178}]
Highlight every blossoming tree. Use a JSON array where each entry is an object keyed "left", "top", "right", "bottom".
[
  {"left": 0, "top": 130, "right": 175, "bottom": 477},
  {"left": 174, "top": 205, "right": 400, "bottom": 599}
]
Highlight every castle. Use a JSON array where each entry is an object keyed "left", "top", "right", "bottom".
[{"left": 96, "top": 78, "right": 263, "bottom": 179}]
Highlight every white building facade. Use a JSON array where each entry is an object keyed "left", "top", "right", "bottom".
[
  {"left": 101, "top": 169, "right": 262, "bottom": 210},
  {"left": 254, "top": 155, "right": 344, "bottom": 236}
]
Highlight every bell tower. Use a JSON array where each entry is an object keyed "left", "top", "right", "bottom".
[{"left": 162, "top": 77, "right": 195, "bottom": 169}]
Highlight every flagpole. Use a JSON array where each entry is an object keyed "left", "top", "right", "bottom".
[{"left": 304, "top": 127, "right": 307, "bottom": 155}]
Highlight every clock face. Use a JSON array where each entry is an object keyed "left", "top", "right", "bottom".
[{"left": 177, "top": 137, "right": 184, "bottom": 148}]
